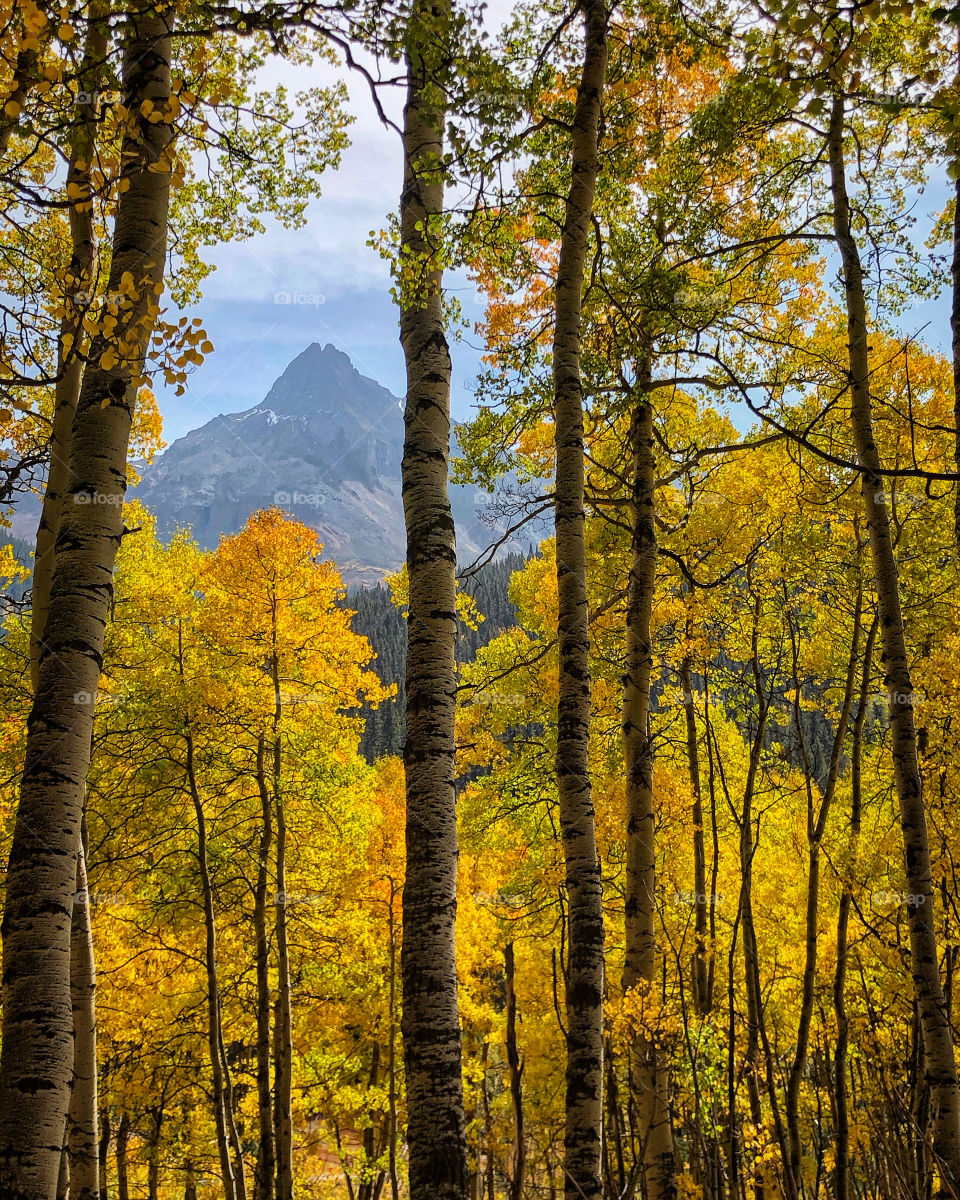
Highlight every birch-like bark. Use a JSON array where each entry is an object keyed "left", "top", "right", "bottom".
[
  {"left": 828, "top": 89, "right": 960, "bottom": 1194},
  {"left": 29, "top": 7, "right": 107, "bottom": 693},
  {"left": 398, "top": 0, "right": 469, "bottom": 1196},
  {"left": 552, "top": 6, "right": 608, "bottom": 1198},
  {"left": 0, "top": 8, "right": 175, "bottom": 1192},
  {"left": 621, "top": 378, "right": 676, "bottom": 1200},
  {"left": 66, "top": 839, "right": 99, "bottom": 1200}
]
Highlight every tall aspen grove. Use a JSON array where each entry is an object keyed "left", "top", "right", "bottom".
[{"left": 9, "top": 0, "right": 960, "bottom": 1198}]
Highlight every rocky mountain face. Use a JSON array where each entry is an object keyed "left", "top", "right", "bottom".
[{"left": 131, "top": 342, "right": 508, "bottom": 584}]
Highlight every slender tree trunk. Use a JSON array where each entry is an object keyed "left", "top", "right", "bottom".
[
  {"left": 739, "top": 593, "right": 769, "bottom": 1200},
  {"left": 398, "top": 0, "right": 469, "bottom": 1196},
  {"left": 185, "top": 729, "right": 243, "bottom": 1200},
  {"left": 551, "top": 6, "right": 609, "bottom": 1199},
  {"left": 115, "top": 1113, "right": 130, "bottom": 1200},
  {"left": 387, "top": 881, "right": 400, "bottom": 1200},
  {"left": 270, "top": 649, "right": 293, "bottom": 1200},
  {"left": 951, "top": 171, "right": 960, "bottom": 553},
  {"left": 0, "top": 8, "right": 175, "bottom": 1192},
  {"left": 55, "top": 1145, "right": 67, "bottom": 1200},
  {"left": 254, "top": 736, "right": 276, "bottom": 1200},
  {"left": 98, "top": 1108, "right": 110, "bottom": 1200},
  {"left": 0, "top": 42, "right": 38, "bottom": 158},
  {"left": 783, "top": 598, "right": 861, "bottom": 1187},
  {"left": 680, "top": 645, "right": 710, "bottom": 1016},
  {"left": 146, "top": 1110, "right": 162, "bottom": 1200},
  {"left": 67, "top": 839, "right": 99, "bottom": 1200},
  {"left": 622, "top": 371, "right": 676, "bottom": 1200},
  {"left": 505, "top": 942, "right": 526, "bottom": 1200},
  {"left": 833, "top": 613, "right": 877, "bottom": 1200},
  {"left": 828, "top": 89, "right": 960, "bottom": 1195},
  {"left": 185, "top": 1158, "right": 198, "bottom": 1200},
  {"left": 29, "top": 5, "right": 107, "bottom": 693},
  {"left": 273, "top": 794, "right": 293, "bottom": 1200}
]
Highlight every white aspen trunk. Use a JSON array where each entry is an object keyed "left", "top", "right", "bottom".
[
  {"left": 551, "top": 6, "right": 608, "bottom": 1198},
  {"left": 0, "top": 8, "right": 175, "bottom": 1193},
  {"left": 398, "top": 1, "right": 469, "bottom": 1196}
]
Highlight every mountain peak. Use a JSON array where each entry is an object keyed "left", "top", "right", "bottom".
[
  {"left": 298, "top": 341, "right": 353, "bottom": 368},
  {"left": 263, "top": 342, "right": 398, "bottom": 423},
  {"left": 122, "top": 340, "right": 518, "bottom": 585}
]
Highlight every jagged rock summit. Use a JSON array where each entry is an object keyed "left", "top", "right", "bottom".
[{"left": 130, "top": 342, "right": 497, "bottom": 584}]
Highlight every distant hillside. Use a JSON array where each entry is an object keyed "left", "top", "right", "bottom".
[
  {"left": 350, "top": 552, "right": 530, "bottom": 760},
  {"left": 126, "top": 342, "right": 530, "bottom": 585}
]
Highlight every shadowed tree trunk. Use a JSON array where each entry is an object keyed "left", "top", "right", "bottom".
[
  {"left": 783, "top": 597, "right": 861, "bottom": 1186},
  {"left": 398, "top": 0, "right": 469, "bottom": 1196},
  {"left": 828, "top": 88, "right": 960, "bottom": 1196},
  {"left": 98, "top": 1108, "right": 109, "bottom": 1200},
  {"left": 270, "top": 652, "right": 293, "bottom": 1200},
  {"left": 833, "top": 611, "right": 877, "bottom": 1200},
  {"left": 186, "top": 728, "right": 245, "bottom": 1200},
  {"left": 0, "top": 41, "right": 38, "bottom": 158},
  {"left": 0, "top": 7, "right": 176, "bottom": 1192},
  {"left": 115, "top": 1113, "right": 130, "bottom": 1200},
  {"left": 273, "top": 796, "right": 293, "bottom": 1200},
  {"left": 550, "top": 5, "right": 609, "bottom": 1200},
  {"left": 66, "top": 838, "right": 99, "bottom": 1200},
  {"left": 621, "top": 369, "right": 676, "bottom": 1200},
  {"left": 505, "top": 942, "right": 526, "bottom": 1200},
  {"left": 679, "top": 646, "right": 710, "bottom": 1017},
  {"left": 951, "top": 170, "right": 960, "bottom": 552},
  {"left": 254, "top": 736, "right": 276, "bottom": 1200}
]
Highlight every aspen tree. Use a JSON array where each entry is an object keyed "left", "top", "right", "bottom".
[
  {"left": 828, "top": 85, "right": 960, "bottom": 1194},
  {"left": 551, "top": 3, "right": 608, "bottom": 1197},
  {"left": 0, "top": 5, "right": 176, "bottom": 1192},
  {"left": 621, "top": 362, "right": 677, "bottom": 1200},
  {"left": 398, "top": 0, "right": 469, "bottom": 1189}
]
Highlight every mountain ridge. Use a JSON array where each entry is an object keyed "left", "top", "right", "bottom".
[{"left": 128, "top": 342, "right": 507, "bottom": 585}]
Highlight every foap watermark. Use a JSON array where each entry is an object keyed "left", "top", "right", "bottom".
[
  {"left": 673, "top": 889, "right": 726, "bottom": 908},
  {"left": 872, "top": 889, "right": 927, "bottom": 909},
  {"left": 76, "top": 88, "right": 121, "bottom": 109},
  {"left": 274, "top": 689, "right": 326, "bottom": 708},
  {"left": 871, "top": 691, "right": 921, "bottom": 707},
  {"left": 675, "top": 691, "right": 726, "bottom": 709},
  {"left": 73, "top": 690, "right": 124, "bottom": 709},
  {"left": 73, "top": 490, "right": 122, "bottom": 507},
  {"left": 272, "top": 891, "right": 323, "bottom": 908},
  {"left": 273, "top": 490, "right": 323, "bottom": 508},
  {"left": 72, "top": 889, "right": 128, "bottom": 909},
  {"left": 468, "top": 688, "right": 527, "bottom": 709},
  {"left": 873, "top": 489, "right": 925, "bottom": 511},
  {"left": 273, "top": 290, "right": 325, "bottom": 308}
]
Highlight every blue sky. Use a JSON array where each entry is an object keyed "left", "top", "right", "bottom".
[
  {"left": 151, "top": 39, "right": 956, "bottom": 449},
  {"left": 152, "top": 32, "right": 498, "bottom": 444}
]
